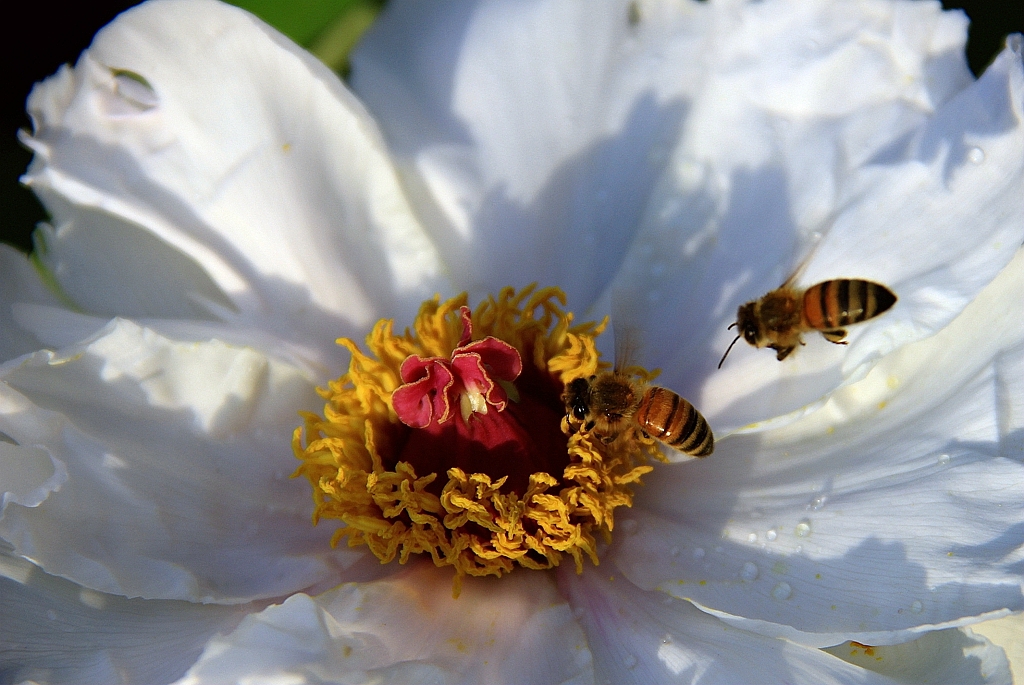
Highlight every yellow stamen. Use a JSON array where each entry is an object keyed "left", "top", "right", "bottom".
[{"left": 293, "top": 285, "right": 659, "bottom": 596}]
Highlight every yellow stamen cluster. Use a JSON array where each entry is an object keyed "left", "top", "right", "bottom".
[{"left": 293, "top": 285, "right": 657, "bottom": 594}]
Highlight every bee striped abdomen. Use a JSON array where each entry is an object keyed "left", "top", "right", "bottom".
[
  {"left": 636, "top": 387, "right": 714, "bottom": 457},
  {"left": 803, "top": 279, "right": 896, "bottom": 330}
]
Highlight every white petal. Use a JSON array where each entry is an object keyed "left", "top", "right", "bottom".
[
  {"left": 0, "top": 245, "right": 63, "bottom": 361},
  {"left": 617, "top": 35, "right": 1024, "bottom": 434},
  {"left": 559, "top": 566, "right": 897, "bottom": 684},
  {"left": 176, "top": 562, "right": 593, "bottom": 685},
  {"left": 21, "top": 0, "right": 442, "bottom": 345},
  {"left": 610, "top": 249, "right": 1024, "bottom": 645},
  {"left": 970, "top": 613, "right": 1024, "bottom": 684},
  {"left": 354, "top": 0, "right": 670, "bottom": 304},
  {"left": 0, "top": 441, "right": 65, "bottom": 513},
  {"left": 823, "top": 627, "right": 1012, "bottom": 685},
  {"left": 0, "top": 551, "right": 252, "bottom": 685},
  {"left": 995, "top": 341, "right": 1024, "bottom": 460},
  {"left": 353, "top": 0, "right": 971, "bottom": 313},
  {"left": 0, "top": 319, "right": 362, "bottom": 603}
]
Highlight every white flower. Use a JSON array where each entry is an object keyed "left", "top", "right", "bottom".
[{"left": 2, "top": 0, "right": 1022, "bottom": 683}]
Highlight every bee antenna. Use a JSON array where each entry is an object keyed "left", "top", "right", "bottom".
[
  {"left": 718, "top": 333, "right": 742, "bottom": 369},
  {"left": 727, "top": 322, "right": 737, "bottom": 331}
]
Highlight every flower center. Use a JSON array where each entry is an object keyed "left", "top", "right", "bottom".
[{"left": 293, "top": 286, "right": 660, "bottom": 594}]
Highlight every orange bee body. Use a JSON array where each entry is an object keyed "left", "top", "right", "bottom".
[
  {"left": 727, "top": 279, "right": 897, "bottom": 362},
  {"left": 562, "top": 373, "right": 714, "bottom": 457}
]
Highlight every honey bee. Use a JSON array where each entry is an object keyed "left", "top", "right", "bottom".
[
  {"left": 562, "top": 373, "right": 714, "bottom": 457},
  {"left": 719, "top": 278, "right": 897, "bottom": 365}
]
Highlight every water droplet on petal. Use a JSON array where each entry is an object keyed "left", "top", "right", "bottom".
[
  {"left": 765, "top": 529, "right": 778, "bottom": 541},
  {"left": 624, "top": 654, "right": 638, "bottom": 669},
  {"left": 46, "top": 610, "right": 57, "bottom": 621},
  {"left": 747, "top": 533, "right": 758, "bottom": 543},
  {"left": 967, "top": 147, "right": 985, "bottom": 164},
  {"left": 911, "top": 600, "right": 923, "bottom": 613},
  {"left": 693, "top": 548, "right": 706, "bottom": 559},
  {"left": 808, "top": 495, "right": 827, "bottom": 511},
  {"left": 795, "top": 545, "right": 803, "bottom": 553},
  {"left": 771, "top": 582, "right": 792, "bottom": 600},
  {"left": 741, "top": 562, "right": 759, "bottom": 581},
  {"left": 795, "top": 520, "right": 812, "bottom": 537},
  {"left": 938, "top": 453, "right": 951, "bottom": 464}
]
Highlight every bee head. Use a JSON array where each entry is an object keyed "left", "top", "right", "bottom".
[
  {"left": 563, "top": 377, "right": 593, "bottom": 426},
  {"left": 736, "top": 302, "right": 763, "bottom": 346}
]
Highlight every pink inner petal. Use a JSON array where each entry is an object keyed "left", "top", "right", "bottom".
[
  {"left": 457, "top": 337, "right": 523, "bottom": 382},
  {"left": 392, "top": 361, "right": 455, "bottom": 428}
]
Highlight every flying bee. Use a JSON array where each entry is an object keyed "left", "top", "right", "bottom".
[
  {"left": 719, "top": 278, "right": 897, "bottom": 365},
  {"left": 562, "top": 373, "right": 714, "bottom": 457}
]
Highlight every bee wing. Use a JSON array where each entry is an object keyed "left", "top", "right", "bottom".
[
  {"left": 612, "top": 322, "right": 638, "bottom": 373},
  {"left": 780, "top": 203, "right": 856, "bottom": 288},
  {"left": 780, "top": 246, "right": 817, "bottom": 289}
]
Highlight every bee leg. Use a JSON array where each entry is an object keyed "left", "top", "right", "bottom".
[
  {"left": 773, "top": 345, "right": 796, "bottom": 361},
  {"left": 822, "top": 329, "right": 848, "bottom": 344}
]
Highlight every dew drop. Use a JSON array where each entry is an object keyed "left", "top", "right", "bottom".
[
  {"left": 747, "top": 533, "right": 758, "bottom": 543},
  {"left": 967, "top": 147, "right": 985, "bottom": 164},
  {"left": 911, "top": 600, "right": 923, "bottom": 614},
  {"left": 661, "top": 634, "right": 673, "bottom": 645},
  {"left": 795, "top": 545, "right": 803, "bottom": 553},
  {"left": 624, "top": 654, "right": 638, "bottom": 669},
  {"left": 771, "top": 582, "right": 792, "bottom": 600},
  {"left": 794, "top": 520, "right": 812, "bottom": 537},
  {"left": 765, "top": 529, "right": 778, "bottom": 541},
  {"left": 693, "top": 547, "right": 706, "bottom": 559},
  {"left": 46, "top": 610, "right": 57, "bottom": 621},
  {"left": 741, "top": 562, "right": 759, "bottom": 581},
  {"left": 621, "top": 519, "right": 639, "bottom": 535},
  {"left": 808, "top": 495, "right": 828, "bottom": 511},
  {"left": 938, "top": 453, "right": 951, "bottom": 465}
]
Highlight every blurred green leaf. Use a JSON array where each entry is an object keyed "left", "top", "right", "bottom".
[
  {"left": 227, "top": 0, "right": 384, "bottom": 75},
  {"left": 227, "top": 0, "right": 361, "bottom": 47},
  {"left": 310, "top": 0, "right": 384, "bottom": 74}
]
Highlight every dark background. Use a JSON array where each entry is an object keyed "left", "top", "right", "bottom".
[{"left": 2, "top": 1, "right": 1021, "bottom": 253}]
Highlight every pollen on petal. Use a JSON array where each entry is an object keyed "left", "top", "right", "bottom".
[{"left": 293, "top": 286, "right": 659, "bottom": 595}]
